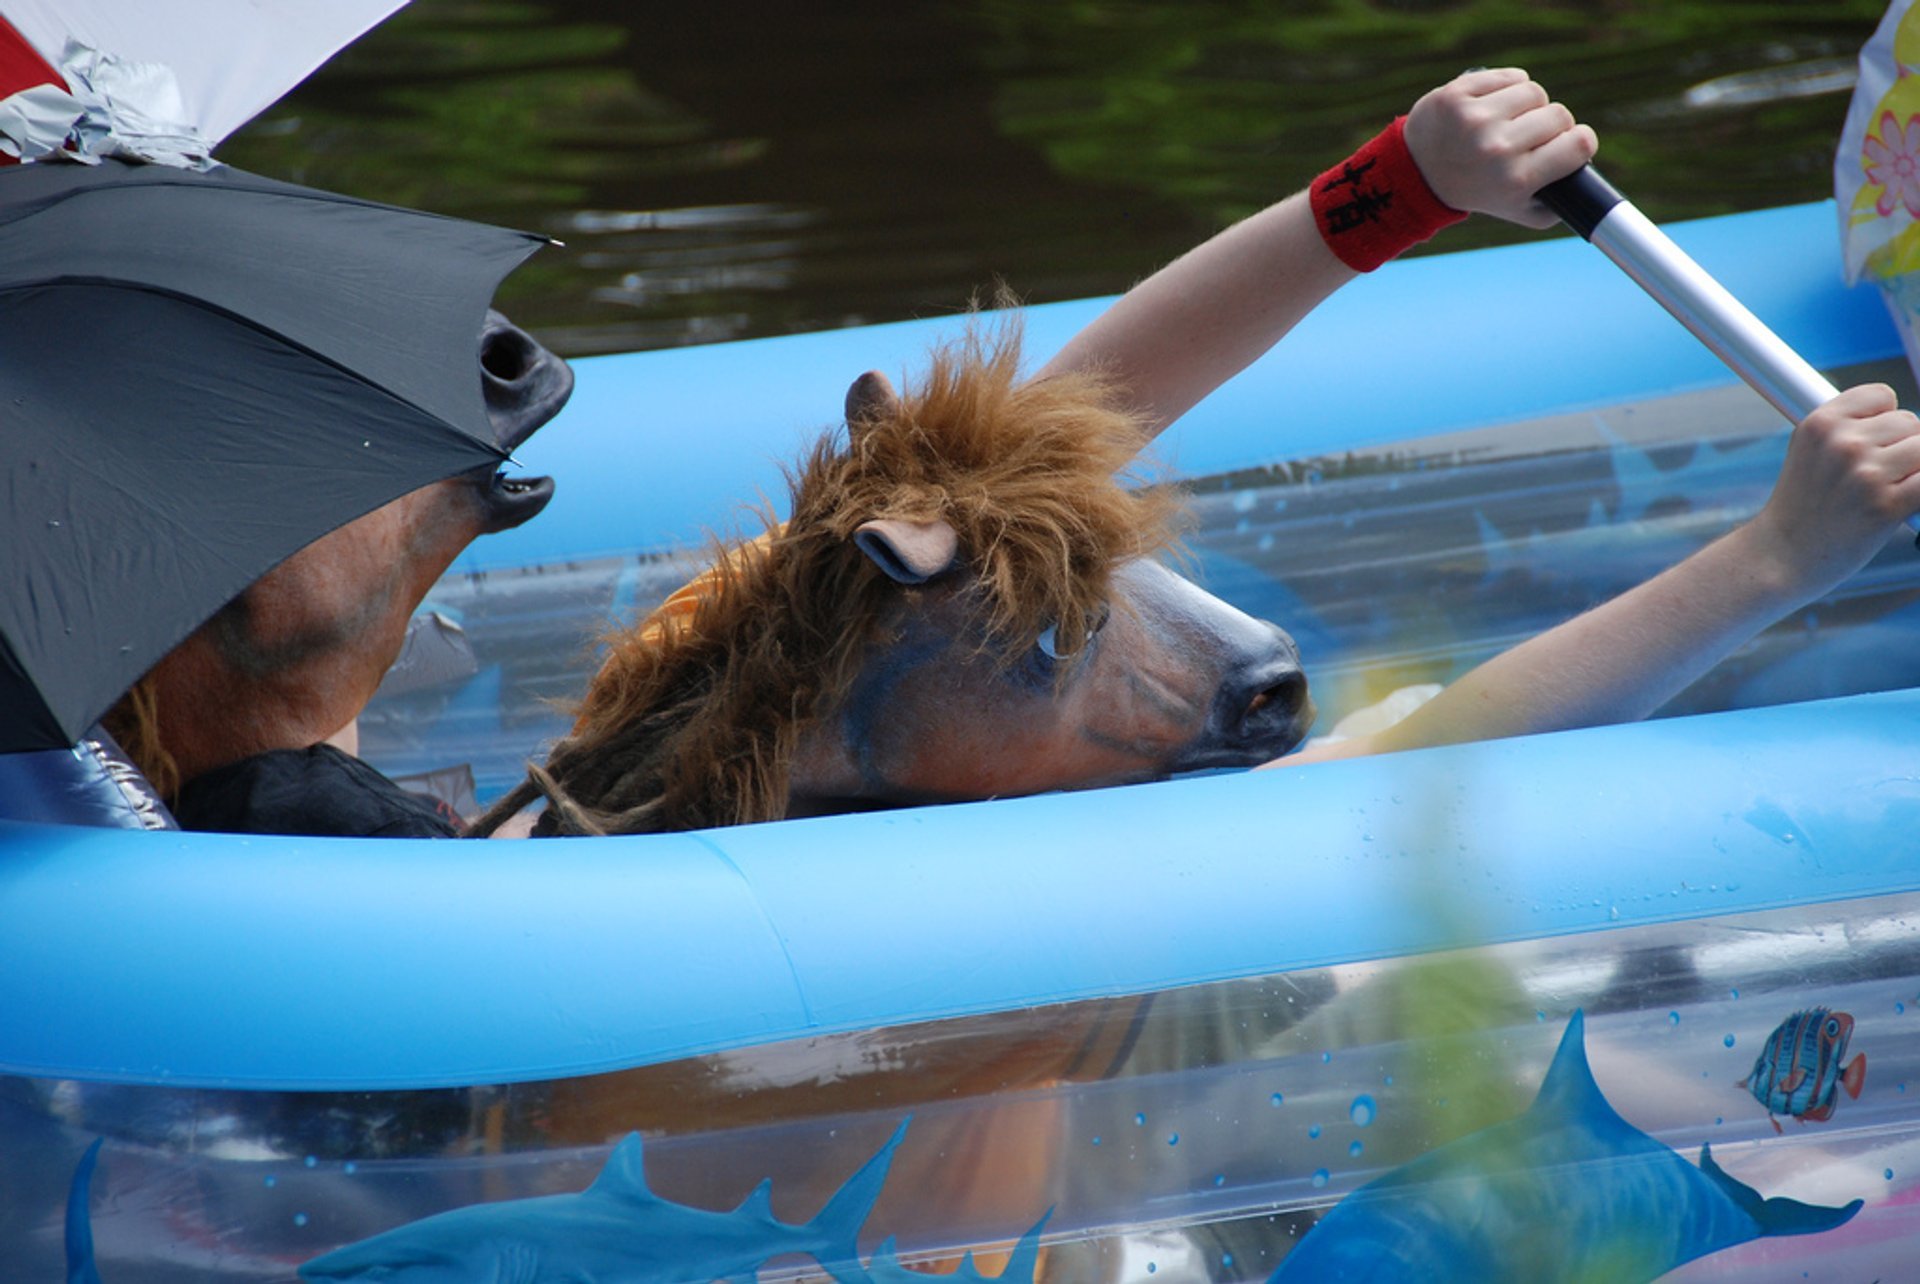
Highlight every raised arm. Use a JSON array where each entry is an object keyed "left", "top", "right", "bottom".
[
  {"left": 1033, "top": 68, "right": 1597, "bottom": 437},
  {"left": 1278, "top": 384, "right": 1920, "bottom": 766}
]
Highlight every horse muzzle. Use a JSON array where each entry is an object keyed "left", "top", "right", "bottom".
[
  {"left": 475, "top": 308, "right": 572, "bottom": 533},
  {"left": 1177, "top": 624, "right": 1315, "bottom": 770}
]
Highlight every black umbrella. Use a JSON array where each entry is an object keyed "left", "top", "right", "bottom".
[{"left": 0, "top": 157, "right": 553, "bottom": 752}]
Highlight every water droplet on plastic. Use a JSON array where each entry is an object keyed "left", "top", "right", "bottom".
[
  {"left": 263, "top": 1174, "right": 277, "bottom": 1189},
  {"left": 1167, "top": 1133, "right": 1180, "bottom": 1146},
  {"left": 1349, "top": 1140, "right": 1364, "bottom": 1157},
  {"left": 1669, "top": 1011, "right": 1681, "bottom": 1025},
  {"left": 1270, "top": 1092, "right": 1284, "bottom": 1107},
  {"left": 1134, "top": 1112, "right": 1146, "bottom": 1126},
  {"left": 304, "top": 1155, "right": 318, "bottom": 1169},
  {"left": 294, "top": 1212, "right": 309, "bottom": 1227},
  {"left": 1349, "top": 1095, "right": 1376, "bottom": 1127},
  {"left": 1308, "top": 1124, "right": 1322, "bottom": 1139},
  {"left": 1311, "top": 1168, "right": 1330, "bottom": 1188},
  {"left": 1724, "top": 1034, "right": 1736, "bottom": 1048}
]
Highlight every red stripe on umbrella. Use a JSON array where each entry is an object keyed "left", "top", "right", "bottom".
[{"left": 0, "top": 14, "right": 62, "bottom": 166}]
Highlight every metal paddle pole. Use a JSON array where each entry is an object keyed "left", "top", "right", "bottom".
[
  {"left": 1537, "top": 167, "right": 1841, "bottom": 420},
  {"left": 1538, "top": 165, "right": 1920, "bottom": 540}
]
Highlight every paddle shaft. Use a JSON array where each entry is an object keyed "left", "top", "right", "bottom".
[{"left": 1538, "top": 165, "right": 1920, "bottom": 538}]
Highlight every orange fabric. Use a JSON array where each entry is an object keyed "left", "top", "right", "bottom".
[{"left": 638, "top": 528, "right": 780, "bottom": 645}]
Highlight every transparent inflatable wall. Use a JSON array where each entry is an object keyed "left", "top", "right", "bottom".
[
  {"left": 361, "top": 358, "right": 1920, "bottom": 807},
  {"left": 14, "top": 887, "right": 1920, "bottom": 1281}
]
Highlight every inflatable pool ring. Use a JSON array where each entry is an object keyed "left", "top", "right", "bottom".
[{"left": 8, "top": 201, "right": 1920, "bottom": 1282}]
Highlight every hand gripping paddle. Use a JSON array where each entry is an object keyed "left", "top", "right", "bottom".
[{"left": 1537, "top": 165, "right": 1920, "bottom": 542}]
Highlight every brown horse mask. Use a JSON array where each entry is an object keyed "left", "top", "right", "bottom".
[
  {"left": 796, "top": 372, "right": 1309, "bottom": 809},
  {"left": 476, "top": 331, "right": 1313, "bottom": 838},
  {"left": 111, "top": 309, "right": 573, "bottom": 795}
]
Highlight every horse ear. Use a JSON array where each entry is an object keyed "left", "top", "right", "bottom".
[
  {"left": 854, "top": 518, "right": 958, "bottom": 585},
  {"left": 845, "top": 370, "right": 902, "bottom": 439}
]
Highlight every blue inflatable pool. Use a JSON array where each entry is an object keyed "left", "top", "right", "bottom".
[{"left": 6, "top": 200, "right": 1920, "bottom": 1282}]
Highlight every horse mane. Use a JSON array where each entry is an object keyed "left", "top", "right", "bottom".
[
  {"left": 468, "top": 312, "right": 1182, "bottom": 837},
  {"left": 101, "top": 675, "right": 179, "bottom": 802}
]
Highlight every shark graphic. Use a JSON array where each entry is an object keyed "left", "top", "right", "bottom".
[
  {"left": 1270, "top": 1010, "right": 1863, "bottom": 1282},
  {"left": 299, "top": 1121, "right": 908, "bottom": 1284},
  {"left": 862, "top": 1213, "right": 1048, "bottom": 1283},
  {"left": 64, "top": 1119, "right": 1047, "bottom": 1284},
  {"left": 65, "top": 1138, "right": 103, "bottom": 1284}
]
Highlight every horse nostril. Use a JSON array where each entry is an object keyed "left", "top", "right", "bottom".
[
  {"left": 481, "top": 322, "right": 537, "bottom": 386},
  {"left": 1246, "top": 669, "right": 1308, "bottom": 727}
]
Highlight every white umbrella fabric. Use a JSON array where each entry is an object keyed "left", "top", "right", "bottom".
[{"left": 0, "top": 0, "right": 405, "bottom": 166}]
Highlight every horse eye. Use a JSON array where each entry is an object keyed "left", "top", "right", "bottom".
[{"left": 1036, "top": 609, "right": 1108, "bottom": 662}]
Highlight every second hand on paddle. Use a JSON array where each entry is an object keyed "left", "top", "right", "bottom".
[{"left": 1537, "top": 164, "right": 1920, "bottom": 544}]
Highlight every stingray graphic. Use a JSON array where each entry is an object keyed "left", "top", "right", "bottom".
[{"left": 1270, "top": 1010, "right": 1863, "bottom": 1282}]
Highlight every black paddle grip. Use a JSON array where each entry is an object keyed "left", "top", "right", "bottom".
[{"left": 1536, "top": 166, "right": 1625, "bottom": 241}]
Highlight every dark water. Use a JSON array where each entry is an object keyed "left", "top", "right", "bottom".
[{"left": 219, "top": 0, "right": 1890, "bottom": 358}]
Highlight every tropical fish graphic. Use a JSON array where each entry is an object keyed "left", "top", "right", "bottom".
[
  {"left": 1269, "top": 1011, "right": 1863, "bottom": 1283},
  {"left": 296, "top": 1122, "right": 908, "bottom": 1282},
  {"left": 1740, "top": 1007, "right": 1867, "bottom": 1133}
]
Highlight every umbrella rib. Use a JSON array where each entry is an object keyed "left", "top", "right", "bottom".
[
  {"left": 0, "top": 167, "right": 555, "bottom": 245},
  {"left": 0, "top": 275, "right": 510, "bottom": 460}
]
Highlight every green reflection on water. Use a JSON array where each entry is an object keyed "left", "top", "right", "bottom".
[{"left": 221, "top": 0, "right": 1890, "bottom": 357}]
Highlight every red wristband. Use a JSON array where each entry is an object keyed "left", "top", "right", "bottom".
[{"left": 1310, "top": 117, "right": 1465, "bottom": 272}]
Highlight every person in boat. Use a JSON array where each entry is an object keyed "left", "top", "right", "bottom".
[
  {"left": 479, "top": 66, "right": 1920, "bottom": 838},
  {"left": 100, "top": 311, "right": 573, "bottom": 840},
  {"left": 1012, "top": 65, "right": 1920, "bottom": 772}
]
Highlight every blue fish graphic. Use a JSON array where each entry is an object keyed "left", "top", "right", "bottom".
[
  {"left": 1741, "top": 1007, "right": 1866, "bottom": 1132},
  {"left": 1270, "top": 1010, "right": 1862, "bottom": 1282},
  {"left": 64, "top": 1121, "right": 1046, "bottom": 1284},
  {"left": 298, "top": 1121, "right": 907, "bottom": 1283},
  {"left": 65, "top": 1138, "right": 103, "bottom": 1284},
  {"left": 862, "top": 1213, "right": 1047, "bottom": 1283}
]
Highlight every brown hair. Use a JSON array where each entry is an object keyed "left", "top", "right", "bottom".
[
  {"left": 102, "top": 675, "right": 180, "bottom": 802},
  {"left": 467, "top": 313, "right": 1181, "bottom": 837}
]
